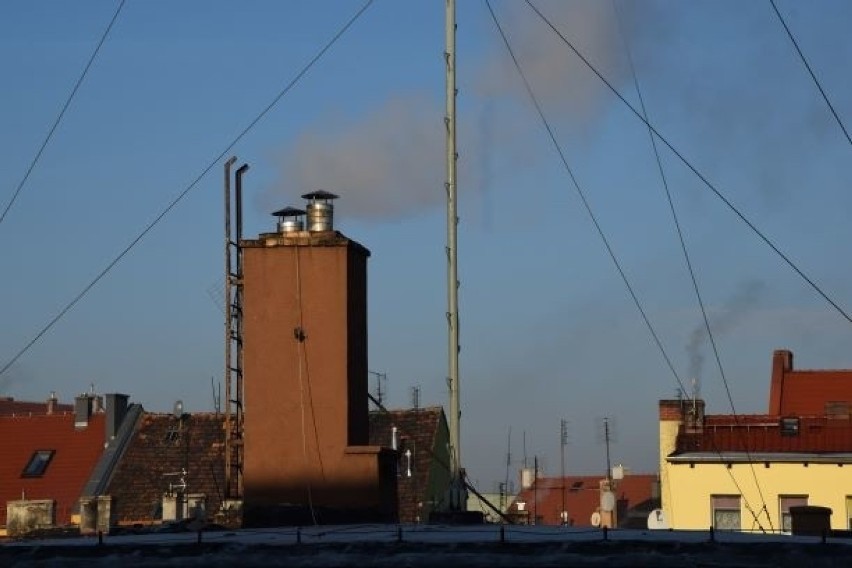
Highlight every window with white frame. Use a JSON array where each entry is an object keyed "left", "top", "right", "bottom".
[
  {"left": 780, "top": 495, "right": 808, "bottom": 533},
  {"left": 711, "top": 495, "right": 741, "bottom": 530}
]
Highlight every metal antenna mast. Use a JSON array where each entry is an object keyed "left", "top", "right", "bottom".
[
  {"left": 445, "top": 0, "right": 465, "bottom": 510},
  {"left": 604, "top": 417, "right": 612, "bottom": 482}
]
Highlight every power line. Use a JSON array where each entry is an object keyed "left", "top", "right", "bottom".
[
  {"left": 0, "top": 0, "right": 127, "bottom": 228},
  {"left": 483, "top": 0, "right": 688, "bottom": 399},
  {"left": 611, "top": 0, "right": 771, "bottom": 531},
  {"left": 0, "top": 0, "right": 375, "bottom": 378},
  {"left": 769, "top": 0, "right": 852, "bottom": 149},
  {"left": 524, "top": 0, "right": 852, "bottom": 327}
]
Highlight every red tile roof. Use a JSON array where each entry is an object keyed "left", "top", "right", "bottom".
[
  {"left": 508, "top": 474, "right": 659, "bottom": 527},
  {"left": 676, "top": 415, "right": 852, "bottom": 454},
  {"left": 0, "top": 413, "right": 107, "bottom": 527},
  {"left": 670, "top": 351, "right": 852, "bottom": 456},
  {"left": 0, "top": 397, "right": 73, "bottom": 417},
  {"left": 769, "top": 350, "right": 852, "bottom": 416}
]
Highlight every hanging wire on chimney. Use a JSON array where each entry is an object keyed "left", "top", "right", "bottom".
[
  {"left": 0, "top": 0, "right": 127, "bottom": 229},
  {"left": 294, "top": 246, "right": 319, "bottom": 526},
  {"left": 0, "top": 0, "right": 376, "bottom": 379}
]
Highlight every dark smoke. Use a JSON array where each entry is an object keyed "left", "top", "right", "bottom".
[{"left": 685, "top": 279, "right": 767, "bottom": 383}]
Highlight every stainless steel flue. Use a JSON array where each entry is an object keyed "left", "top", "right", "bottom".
[
  {"left": 272, "top": 206, "right": 306, "bottom": 234},
  {"left": 302, "top": 190, "right": 338, "bottom": 232}
]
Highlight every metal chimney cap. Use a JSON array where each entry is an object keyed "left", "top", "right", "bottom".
[
  {"left": 301, "top": 190, "right": 338, "bottom": 201},
  {"left": 271, "top": 206, "right": 306, "bottom": 218}
]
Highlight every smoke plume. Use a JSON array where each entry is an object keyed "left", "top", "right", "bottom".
[
  {"left": 262, "top": 0, "right": 629, "bottom": 221},
  {"left": 685, "top": 279, "right": 767, "bottom": 383}
]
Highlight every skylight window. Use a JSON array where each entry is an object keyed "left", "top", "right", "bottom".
[
  {"left": 780, "top": 417, "right": 800, "bottom": 437},
  {"left": 22, "top": 450, "right": 55, "bottom": 477}
]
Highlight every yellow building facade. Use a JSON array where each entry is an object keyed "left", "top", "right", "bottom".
[{"left": 660, "top": 399, "right": 852, "bottom": 532}]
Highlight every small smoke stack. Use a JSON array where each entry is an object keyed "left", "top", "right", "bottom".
[
  {"left": 272, "top": 206, "right": 305, "bottom": 234},
  {"left": 46, "top": 391, "right": 58, "bottom": 415},
  {"left": 391, "top": 426, "right": 398, "bottom": 451},
  {"left": 301, "top": 190, "right": 338, "bottom": 232}
]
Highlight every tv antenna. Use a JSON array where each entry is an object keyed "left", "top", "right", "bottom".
[
  {"left": 368, "top": 370, "right": 387, "bottom": 406},
  {"left": 410, "top": 385, "right": 421, "bottom": 410},
  {"left": 596, "top": 416, "right": 618, "bottom": 480}
]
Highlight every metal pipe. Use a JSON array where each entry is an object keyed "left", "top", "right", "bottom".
[
  {"left": 235, "top": 164, "right": 249, "bottom": 243},
  {"left": 234, "top": 162, "right": 249, "bottom": 498},
  {"left": 223, "top": 156, "right": 237, "bottom": 499}
]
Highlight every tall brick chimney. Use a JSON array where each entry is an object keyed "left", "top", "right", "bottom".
[{"left": 241, "top": 197, "right": 397, "bottom": 525}]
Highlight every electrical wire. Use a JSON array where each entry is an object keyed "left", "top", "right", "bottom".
[
  {"left": 523, "top": 0, "right": 852, "bottom": 328},
  {"left": 483, "top": 0, "right": 688, "bottom": 399},
  {"left": 0, "top": 0, "right": 375, "bottom": 379},
  {"left": 610, "top": 0, "right": 771, "bottom": 531},
  {"left": 484, "top": 5, "right": 776, "bottom": 527},
  {"left": 769, "top": 0, "right": 852, "bottom": 149},
  {"left": 0, "top": 0, "right": 127, "bottom": 229}
]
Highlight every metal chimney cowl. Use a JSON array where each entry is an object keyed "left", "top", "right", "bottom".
[
  {"left": 302, "top": 190, "right": 338, "bottom": 232},
  {"left": 271, "top": 206, "right": 305, "bottom": 234}
]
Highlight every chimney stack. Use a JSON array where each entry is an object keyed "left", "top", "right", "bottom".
[
  {"left": 75, "top": 394, "right": 92, "bottom": 428},
  {"left": 46, "top": 391, "right": 58, "bottom": 415},
  {"left": 105, "top": 393, "right": 129, "bottom": 442}
]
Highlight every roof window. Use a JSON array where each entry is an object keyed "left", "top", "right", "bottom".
[
  {"left": 780, "top": 417, "right": 800, "bottom": 437},
  {"left": 22, "top": 450, "right": 55, "bottom": 477}
]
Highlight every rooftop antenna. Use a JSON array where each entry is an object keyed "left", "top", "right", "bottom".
[
  {"left": 560, "top": 418, "right": 569, "bottom": 525},
  {"left": 443, "top": 0, "right": 466, "bottom": 512},
  {"left": 597, "top": 416, "right": 617, "bottom": 481},
  {"left": 410, "top": 385, "right": 421, "bottom": 410},
  {"left": 503, "top": 426, "right": 512, "bottom": 507},
  {"left": 523, "top": 430, "right": 528, "bottom": 468},
  {"left": 369, "top": 370, "right": 387, "bottom": 406},
  {"left": 211, "top": 376, "right": 221, "bottom": 415}
]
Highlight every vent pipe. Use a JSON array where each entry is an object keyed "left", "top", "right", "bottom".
[
  {"left": 301, "top": 190, "right": 338, "bottom": 232},
  {"left": 272, "top": 206, "right": 305, "bottom": 234}
]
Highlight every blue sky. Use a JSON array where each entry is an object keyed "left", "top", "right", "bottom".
[{"left": 2, "top": 0, "right": 852, "bottom": 492}]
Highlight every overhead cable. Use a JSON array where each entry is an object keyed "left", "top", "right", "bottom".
[
  {"left": 0, "top": 0, "right": 375, "bottom": 378},
  {"left": 483, "top": 0, "right": 688, "bottom": 398},
  {"left": 611, "top": 0, "right": 771, "bottom": 531},
  {"left": 524, "top": 0, "right": 852, "bottom": 327},
  {"left": 770, "top": 0, "right": 852, "bottom": 149},
  {"left": 0, "top": 0, "right": 127, "bottom": 228}
]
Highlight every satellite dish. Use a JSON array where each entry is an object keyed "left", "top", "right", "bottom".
[
  {"left": 647, "top": 509, "right": 669, "bottom": 530},
  {"left": 601, "top": 490, "right": 616, "bottom": 512},
  {"left": 590, "top": 511, "right": 602, "bottom": 527},
  {"left": 612, "top": 465, "right": 625, "bottom": 480}
]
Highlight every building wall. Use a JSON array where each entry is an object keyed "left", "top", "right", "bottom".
[
  {"left": 665, "top": 461, "right": 852, "bottom": 531},
  {"left": 241, "top": 231, "right": 394, "bottom": 521},
  {"left": 658, "top": 401, "right": 682, "bottom": 528}
]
